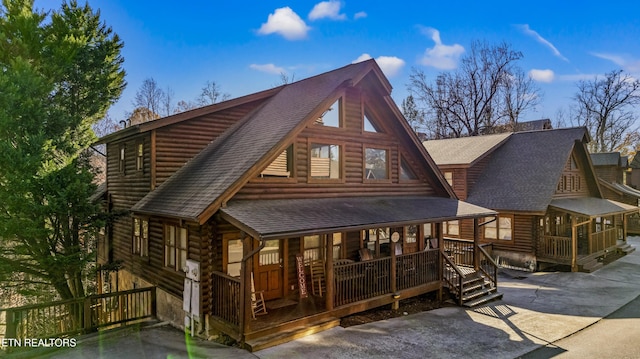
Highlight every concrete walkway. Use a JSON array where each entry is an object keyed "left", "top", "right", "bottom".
[
  {"left": 26, "top": 237, "right": 640, "bottom": 359},
  {"left": 255, "top": 236, "right": 640, "bottom": 359}
]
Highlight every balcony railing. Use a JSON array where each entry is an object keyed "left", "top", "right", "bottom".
[{"left": 211, "top": 271, "right": 240, "bottom": 328}]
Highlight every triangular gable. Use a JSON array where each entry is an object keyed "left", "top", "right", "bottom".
[
  {"left": 132, "top": 60, "right": 447, "bottom": 224},
  {"left": 466, "top": 127, "right": 591, "bottom": 213}
]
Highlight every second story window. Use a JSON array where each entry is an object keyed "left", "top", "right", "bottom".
[
  {"left": 315, "top": 99, "right": 341, "bottom": 127},
  {"left": 119, "top": 145, "right": 126, "bottom": 174},
  {"left": 132, "top": 218, "right": 149, "bottom": 257},
  {"left": 365, "top": 148, "right": 389, "bottom": 180},
  {"left": 310, "top": 143, "right": 341, "bottom": 180},
  {"left": 136, "top": 142, "right": 144, "bottom": 172}
]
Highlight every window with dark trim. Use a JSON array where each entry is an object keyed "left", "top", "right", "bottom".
[
  {"left": 400, "top": 157, "right": 418, "bottom": 181},
  {"left": 164, "top": 224, "right": 187, "bottom": 271},
  {"left": 315, "top": 98, "right": 342, "bottom": 127},
  {"left": 484, "top": 215, "right": 513, "bottom": 241},
  {"left": 364, "top": 228, "right": 390, "bottom": 256},
  {"left": 442, "top": 220, "right": 459, "bottom": 236},
  {"left": 310, "top": 143, "right": 341, "bottom": 179},
  {"left": 260, "top": 144, "right": 293, "bottom": 178},
  {"left": 132, "top": 218, "right": 149, "bottom": 257},
  {"left": 136, "top": 142, "right": 144, "bottom": 172},
  {"left": 118, "top": 144, "right": 126, "bottom": 174},
  {"left": 365, "top": 147, "right": 389, "bottom": 180}
]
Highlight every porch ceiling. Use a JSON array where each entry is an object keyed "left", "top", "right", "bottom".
[
  {"left": 549, "top": 197, "right": 639, "bottom": 218},
  {"left": 220, "top": 196, "right": 496, "bottom": 240}
]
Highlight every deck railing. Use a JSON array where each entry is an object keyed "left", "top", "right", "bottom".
[
  {"left": 395, "top": 249, "right": 439, "bottom": 291},
  {"left": 478, "top": 244, "right": 498, "bottom": 289},
  {"left": 590, "top": 228, "right": 618, "bottom": 253},
  {"left": 211, "top": 271, "right": 240, "bottom": 328},
  {"left": 334, "top": 257, "right": 391, "bottom": 307},
  {"left": 443, "top": 238, "right": 474, "bottom": 266},
  {"left": 538, "top": 235, "right": 572, "bottom": 261},
  {"left": 1, "top": 287, "right": 156, "bottom": 342},
  {"left": 442, "top": 254, "right": 465, "bottom": 306}
]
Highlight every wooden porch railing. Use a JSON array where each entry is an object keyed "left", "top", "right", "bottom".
[
  {"left": 538, "top": 235, "right": 572, "bottom": 261},
  {"left": 211, "top": 271, "right": 240, "bottom": 328},
  {"left": 443, "top": 238, "right": 474, "bottom": 266},
  {"left": 589, "top": 228, "right": 618, "bottom": 253},
  {"left": 628, "top": 215, "right": 640, "bottom": 234},
  {"left": 1, "top": 287, "right": 156, "bottom": 342},
  {"left": 395, "top": 249, "right": 439, "bottom": 291},
  {"left": 334, "top": 257, "right": 391, "bottom": 307}
]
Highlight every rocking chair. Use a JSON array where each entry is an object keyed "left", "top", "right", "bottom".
[
  {"left": 250, "top": 273, "right": 267, "bottom": 319},
  {"left": 309, "top": 259, "right": 326, "bottom": 297}
]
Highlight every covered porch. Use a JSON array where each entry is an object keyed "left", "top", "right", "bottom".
[
  {"left": 536, "top": 197, "right": 638, "bottom": 271},
  {"left": 209, "top": 196, "right": 495, "bottom": 349}
]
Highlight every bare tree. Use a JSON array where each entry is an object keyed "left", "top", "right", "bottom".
[
  {"left": 572, "top": 70, "right": 640, "bottom": 153},
  {"left": 132, "top": 78, "right": 165, "bottom": 122},
  {"left": 401, "top": 95, "right": 426, "bottom": 133},
  {"left": 408, "top": 41, "right": 539, "bottom": 138},
  {"left": 197, "top": 80, "right": 230, "bottom": 106},
  {"left": 162, "top": 86, "right": 175, "bottom": 117}
]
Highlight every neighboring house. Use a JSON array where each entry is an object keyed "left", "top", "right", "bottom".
[
  {"left": 96, "top": 60, "right": 497, "bottom": 350},
  {"left": 627, "top": 154, "right": 640, "bottom": 189},
  {"left": 591, "top": 152, "right": 640, "bottom": 235},
  {"left": 423, "top": 127, "right": 638, "bottom": 273}
]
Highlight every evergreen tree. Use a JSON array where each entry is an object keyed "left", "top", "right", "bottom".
[{"left": 0, "top": 0, "right": 125, "bottom": 300}]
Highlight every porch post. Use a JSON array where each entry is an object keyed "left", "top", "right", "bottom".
[
  {"left": 325, "top": 234, "right": 334, "bottom": 311},
  {"left": 571, "top": 216, "right": 578, "bottom": 272},
  {"left": 624, "top": 214, "right": 628, "bottom": 242},
  {"left": 473, "top": 218, "right": 480, "bottom": 270},
  {"left": 437, "top": 222, "right": 444, "bottom": 302},
  {"left": 240, "top": 234, "right": 254, "bottom": 338},
  {"left": 390, "top": 239, "right": 398, "bottom": 310}
]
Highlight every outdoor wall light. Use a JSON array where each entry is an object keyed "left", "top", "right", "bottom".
[{"left": 392, "top": 293, "right": 401, "bottom": 299}]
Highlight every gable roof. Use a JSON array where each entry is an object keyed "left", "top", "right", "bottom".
[
  {"left": 465, "top": 127, "right": 591, "bottom": 212},
  {"left": 422, "top": 133, "right": 511, "bottom": 166},
  {"left": 132, "top": 60, "right": 438, "bottom": 223},
  {"left": 590, "top": 152, "right": 624, "bottom": 167}
]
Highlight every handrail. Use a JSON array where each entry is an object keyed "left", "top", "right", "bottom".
[
  {"left": 442, "top": 253, "right": 465, "bottom": 306},
  {"left": 477, "top": 245, "right": 498, "bottom": 289}
]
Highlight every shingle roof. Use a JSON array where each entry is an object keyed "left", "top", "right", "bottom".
[
  {"left": 466, "top": 127, "right": 589, "bottom": 212},
  {"left": 422, "top": 133, "right": 511, "bottom": 166},
  {"left": 590, "top": 152, "right": 622, "bottom": 167},
  {"left": 220, "top": 196, "right": 496, "bottom": 240},
  {"left": 549, "top": 197, "right": 637, "bottom": 217},
  {"left": 132, "top": 60, "right": 383, "bottom": 222}
]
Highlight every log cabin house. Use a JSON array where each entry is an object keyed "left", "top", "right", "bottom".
[
  {"left": 423, "top": 127, "right": 638, "bottom": 273},
  {"left": 95, "top": 60, "right": 499, "bottom": 350},
  {"left": 590, "top": 152, "right": 640, "bottom": 236}
]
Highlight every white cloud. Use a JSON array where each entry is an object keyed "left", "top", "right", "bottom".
[
  {"left": 249, "top": 63, "right": 286, "bottom": 75},
  {"left": 354, "top": 11, "right": 367, "bottom": 20},
  {"left": 258, "top": 7, "right": 310, "bottom": 40},
  {"left": 529, "top": 69, "right": 555, "bottom": 83},
  {"left": 592, "top": 52, "right": 640, "bottom": 74},
  {"left": 418, "top": 27, "right": 465, "bottom": 70},
  {"left": 517, "top": 24, "right": 569, "bottom": 62},
  {"left": 353, "top": 53, "right": 405, "bottom": 78},
  {"left": 309, "top": 1, "right": 346, "bottom": 21}
]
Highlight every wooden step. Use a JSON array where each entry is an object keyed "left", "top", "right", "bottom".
[
  {"left": 580, "top": 259, "right": 603, "bottom": 273},
  {"left": 618, "top": 243, "right": 636, "bottom": 255},
  {"left": 463, "top": 292, "right": 504, "bottom": 308},
  {"left": 462, "top": 286, "right": 497, "bottom": 302},
  {"left": 244, "top": 317, "right": 340, "bottom": 352}
]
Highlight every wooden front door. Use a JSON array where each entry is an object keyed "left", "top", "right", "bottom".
[
  {"left": 254, "top": 239, "right": 284, "bottom": 300},
  {"left": 403, "top": 225, "right": 419, "bottom": 253}
]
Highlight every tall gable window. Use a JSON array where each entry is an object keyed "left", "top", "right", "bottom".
[
  {"left": 164, "top": 224, "right": 188, "bottom": 272},
  {"left": 315, "top": 99, "right": 341, "bottom": 127},
  {"left": 310, "top": 143, "right": 341, "bottom": 179},
  {"left": 132, "top": 218, "right": 149, "bottom": 257},
  {"left": 365, "top": 147, "right": 389, "bottom": 180},
  {"left": 400, "top": 157, "right": 418, "bottom": 181},
  {"left": 363, "top": 112, "right": 381, "bottom": 133},
  {"left": 261, "top": 145, "right": 293, "bottom": 178}
]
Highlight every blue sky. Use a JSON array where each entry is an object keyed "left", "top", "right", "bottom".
[{"left": 37, "top": 1, "right": 640, "bottom": 123}]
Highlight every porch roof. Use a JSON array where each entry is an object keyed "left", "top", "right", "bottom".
[
  {"left": 549, "top": 197, "right": 638, "bottom": 218},
  {"left": 219, "top": 196, "right": 496, "bottom": 240}
]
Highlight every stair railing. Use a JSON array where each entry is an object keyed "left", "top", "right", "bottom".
[
  {"left": 442, "top": 253, "right": 465, "bottom": 306},
  {"left": 478, "top": 244, "right": 499, "bottom": 289}
]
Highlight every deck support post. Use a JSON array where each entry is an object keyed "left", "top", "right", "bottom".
[
  {"left": 437, "top": 222, "right": 444, "bottom": 302},
  {"left": 473, "top": 218, "right": 480, "bottom": 271},
  {"left": 240, "top": 234, "right": 254, "bottom": 341},
  {"left": 571, "top": 216, "right": 578, "bottom": 272},
  {"left": 390, "top": 240, "right": 398, "bottom": 310}
]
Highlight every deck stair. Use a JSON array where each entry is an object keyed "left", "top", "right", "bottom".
[
  {"left": 244, "top": 317, "right": 340, "bottom": 352},
  {"left": 617, "top": 242, "right": 636, "bottom": 255},
  {"left": 445, "top": 264, "right": 502, "bottom": 307}
]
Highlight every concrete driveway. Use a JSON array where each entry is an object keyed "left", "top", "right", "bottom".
[{"left": 22, "top": 237, "right": 640, "bottom": 359}]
